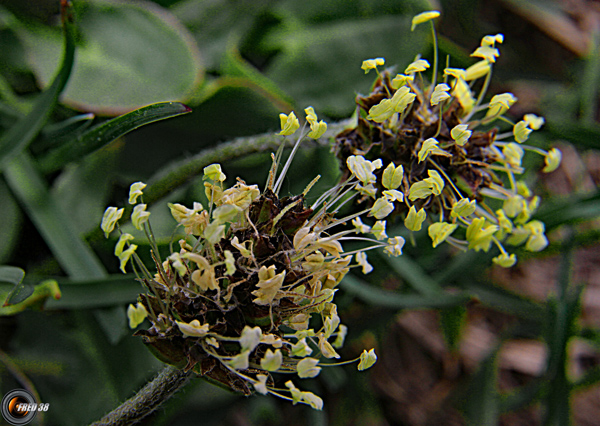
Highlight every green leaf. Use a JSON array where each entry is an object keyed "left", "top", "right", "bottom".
[
  {"left": 579, "top": 30, "right": 600, "bottom": 124},
  {"left": 0, "top": 265, "right": 30, "bottom": 307},
  {"left": 0, "top": 279, "right": 61, "bottom": 315},
  {"left": 545, "top": 121, "right": 600, "bottom": 150},
  {"left": 264, "top": 14, "right": 428, "bottom": 116},
  {"left": 382, "top": 253, "right": 443, "bottom": 297},
  {"left": 50, "top": 145, "right": 120, "bottom": 235},
  {"left": 469, "top": 281, "right": 545, "bottom": 323},
  {"left": 3, "top": 152, "right": 106, "bottom": 280},
  {"left": 463, "top": 350, "right": 500, "bottom": 426},
  {"left": 439, "top": 304, "right": 466, "bottom": 352},
  {"left": 0, "top": 0, "right": 75, "bottom": 166},
  {"left": 221, "top": 46, "right": 294, "bottom": 112},
  {"left": 44, "top": 275, "right": 141, "bottom": 309},
  {"left": 500, "top": 378, "right": 545, "bottom": 413},
  {"left": 542, "top": 234, "right": 578, "bottom": 426},
  {"left": 19, "top": 0, "right": 202, "bottom": 115},
  {"left": 32, "top": 112, "right": 95, "bottom": 154},
  {"left": 341, "top": 274, "right": 469, "bottom": 309},
  {"left": 172, "top": 0, "right": 264, "bottom": 70},
  {"left": 39, "top": 101, "right": 191, "bottom": 172},
  {"left": 534, "top": 190, "right": 600, "bottom": 230},
  {"left": 0, "top": 266, "right": 28, "bottom": 306},
  {"left": 0, "top": 265, "right": 25, "bottom": 286},
  {"left": 94, "top": 306, "right": 128, "bottom": 345},
  {"left": 0, "top": 179, "right": 22, "bottom": 263},
  {"left": 5, "top": 283, "right": 33, "bottom": 306}
]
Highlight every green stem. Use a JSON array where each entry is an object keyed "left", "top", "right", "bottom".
[
  {"left": 87, "top": 120, "right": 352, "bottom": 243},
  {"left": 88, "top": 365, "right": 193, "bottom": 426},
  {"left": 145, "top": 120, "right": 349, "bottom": 203}
]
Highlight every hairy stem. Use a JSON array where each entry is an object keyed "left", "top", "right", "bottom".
[
  {"left": 87, "top": 119, "right": 351, "bottom": 243},
  {"left": 144, "top": 119, "right": 351, "bottom": 205},
  {"left": 88, "top": 365, "right": 193, "bottom": 426}
]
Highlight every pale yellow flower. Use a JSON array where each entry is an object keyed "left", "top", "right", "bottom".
[
  {"left": 466, "top": 218, "right": 498, "bottom": 252},
  {"left": 127, "top": 302, "right": 148, "bottom": 328},
  {"left": 543, "top": 148, "right": 562, "bottom": 173},
  {"left": 279, "top": 111, "right": 300, "bottom": 135},
  {"left": 355, "top": 252, "right": 373, "bottom": 274},
  {"left": 128, "top": 182, "right": 146, "bottom": 205},
  {"left": 370, "top": 197, "right": 394, "bottom": 219},
  {"left": 305, "top": 106, "right": 328, "bottom": 139},
  {"left": 428, "top": 222, "right": 458, "bottom": 248},
  {"left": 450, "top": 198, "right": 476, "bottom": 218},
  {"left": 391, "top": 73, "right": 414, "bottom": 89},
  {"left": 430, "top": 83, "right": 451, "bottom": 106},
  {"left": 357, "top": 348, "right": 377, "bottom": 371},
  {"left": 486, "top": 93, "right": 517, "bottom": 118},
  {"left": 240, "top": 325, "right": 262, "bottom": 352},
  {"left": 384, "top": 236, "right": 405, "bottom": 256},
  {"left": 203, "top": 163, "right": 226, "bottom": 182},
  {"left": 297, "top": 358, "right": 321, "bottom": 378},
  {"left": 132, "top": 204, "right": 150, "bottom": 230},
  {"left": 382, "top": 162, "right": 404, "bottom": 189},
  {"left": 471, "top": 45, "right": 499, "bottom": 63},
  {"left": 492, "top": 252, "right": 517, "bottom": 268},
  {"left": 253, "top": 374, "right": 269, "bottom": 395},
  {"left": 524, "top": 113, "right": 545, "bottom": 130},
  {"left": 101, "top": 206, "right": 124, "bottom": 237},
  {"left": 290, "top": 338, "right": 312, "bottom": 357},
  {"left": 451, "top": 124, "right": 471, "bottom": 146},
  {"left": 176, "top": 319, "right": 210, "bottom": 337},
  {"left": 405, "top": 59, "right": 430, "bottom": 74},
  {"left": 260, "top": 349, "right": 283, "bottom": 372},
  {"left": 252, "top": 265, "right": 285, "bottom": 305},
  {"left": 361, "top": 57, "right": 385, "bottom": 74},
  {"left": 513, "top": 120, "right": 532, "bottom": 143},
  {"left": 118, "top": 244, "right": 137, "bottom": 273},
  {"left": 411, "top": 10, "right": 440, "bottom": 31},
  {"left": 465, "top": 60, "right": 491, "bottom": 81},
  {"left": 404, "top": 205, "right": 426, "bottom": 231}
]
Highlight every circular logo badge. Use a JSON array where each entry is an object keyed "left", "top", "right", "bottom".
[{"left": 1, "top": 389, "right": 38, "bottom": 426}]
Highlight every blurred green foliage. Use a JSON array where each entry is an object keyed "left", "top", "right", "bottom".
[{"left": 0, "top": 0, "right": 599, "bottom": 425}]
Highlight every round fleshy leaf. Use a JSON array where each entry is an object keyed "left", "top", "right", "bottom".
[{"left": 19, "top": 0, "right": 202, "bottom": 115}]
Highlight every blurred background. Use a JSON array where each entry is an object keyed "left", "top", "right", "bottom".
[{"left": 1, "top": 0, "right": 600, "bottom": 424}]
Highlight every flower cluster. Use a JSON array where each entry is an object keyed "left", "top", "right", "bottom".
[
  {"left": 100, "top": 107, "right": 396, "bottom": 409},
  {"left": 336, "top": 11, "right": 561, "bottom": 267}
]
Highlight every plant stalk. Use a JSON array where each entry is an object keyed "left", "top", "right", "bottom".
[{"left": 88, "top": 365, "right": 193, "bottom": 426}]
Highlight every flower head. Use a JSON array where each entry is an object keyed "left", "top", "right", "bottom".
[
  {"left": 104, "top": 133, "right": 394, "bottom": 409},
  {"left": 333, "top": 10, "right": 554, "bottom": 266}
]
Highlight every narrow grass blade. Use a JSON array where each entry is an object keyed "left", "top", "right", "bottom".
[
  {"left": 39, "top": 102, "right": 192, "bottom": 172},
  {"left": 3, "top": 152, "right": 106, "bottom": 280},
  {"left": 44, "top": 275, "right": 141, "bottom": 309},
  {"left": 382, "top": 254, "right": 443, "bottom": 297},
  {"left": 341, "top": 274, "right": 469, "bottom": 309},
  {"left": 0, "top": 1, "right": 76, "bottom": 166}
]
